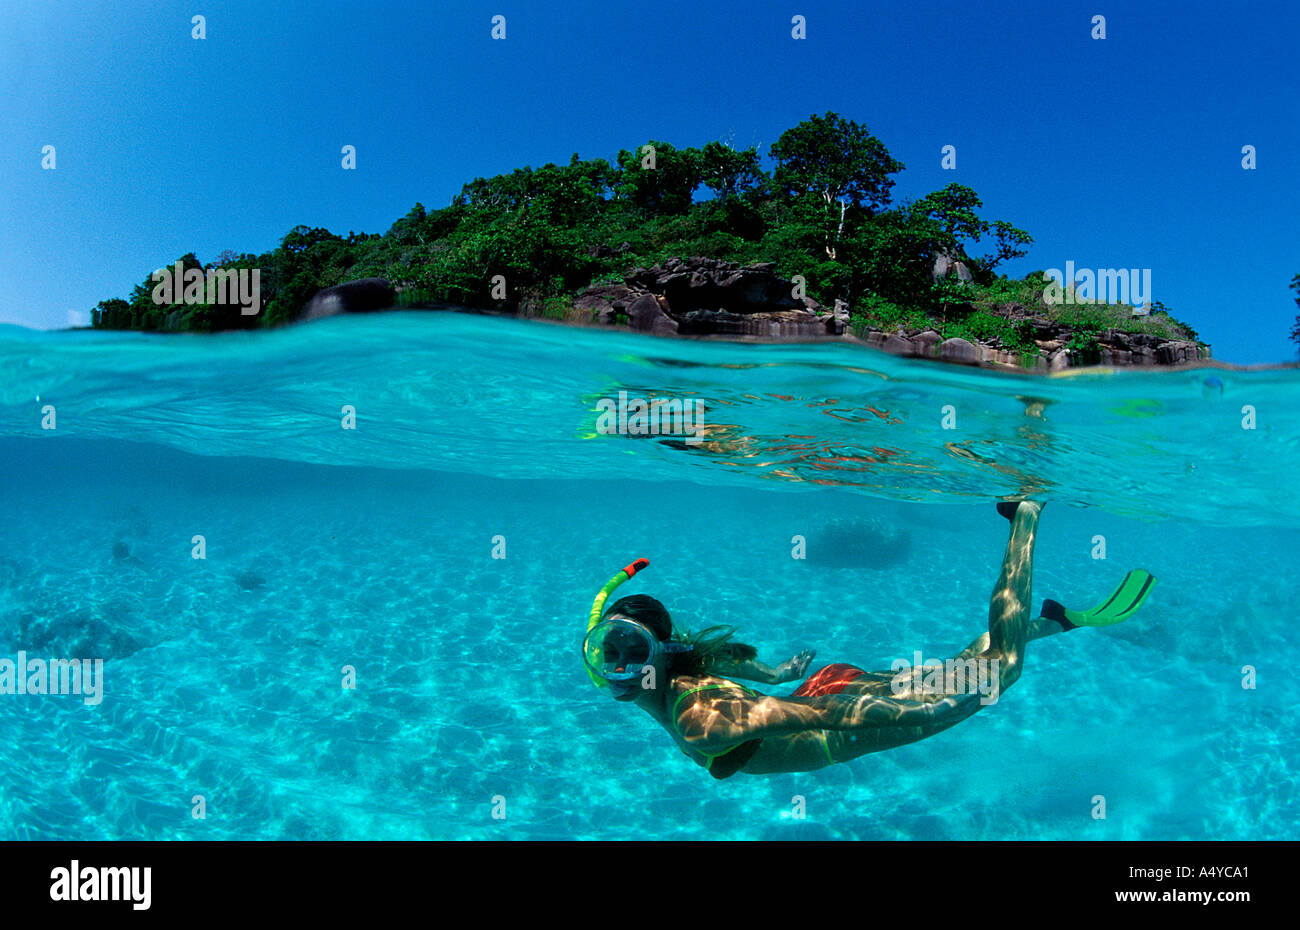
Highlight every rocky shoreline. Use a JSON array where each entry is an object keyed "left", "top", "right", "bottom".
[
  {"left": 302, "top": 256, "right": 1210, "bottom": 371},
  {"left": 568, "top": 255, "right": 846, "bottom": 338},
  {"left": 853, "top": 323, "right": 1207, "bottom": 371}
]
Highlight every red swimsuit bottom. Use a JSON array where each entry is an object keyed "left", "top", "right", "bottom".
[{"left": 792, "top": 663, "right": 867, "bottom": 697}]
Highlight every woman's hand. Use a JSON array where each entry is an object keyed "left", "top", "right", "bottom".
[{"left": 776, "top": 649, "right": 816, "bottom": 684}]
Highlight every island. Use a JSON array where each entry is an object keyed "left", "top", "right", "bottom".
[{"left": 88, "top": 111, "right": 1255, "bottom": 371}]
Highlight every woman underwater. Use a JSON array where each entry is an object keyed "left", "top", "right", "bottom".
[{"left": 581, "top": 500, "right": 1156, "bottom": 778}]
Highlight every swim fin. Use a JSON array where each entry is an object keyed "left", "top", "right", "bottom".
[{"left": 1041, "top": 569, "right": 1156, "bottom": 631}]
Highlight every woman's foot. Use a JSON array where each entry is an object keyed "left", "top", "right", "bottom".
[
  {"left": 997, "top": 500, "right": 1046, "bottom": 521},
  {"left": 1040, "top": 598, "right": 1076, "bottom": 631}
]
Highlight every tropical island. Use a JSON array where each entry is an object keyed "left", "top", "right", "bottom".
[{"left": 88, "top": 111, "right": 1260, "bottom": 370}]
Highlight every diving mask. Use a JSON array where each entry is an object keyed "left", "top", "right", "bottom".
[
  {"left": 581, "top": 617, "right": 691, "bottom": 688},
  {"left": 582, "top": 558, "right": 691, "bottom": 690}
]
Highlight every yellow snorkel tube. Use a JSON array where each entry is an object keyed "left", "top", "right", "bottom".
[{"left": 584, "top": 557, "right": 650, "bottom": 687}]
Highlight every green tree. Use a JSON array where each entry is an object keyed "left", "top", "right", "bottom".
[
  {"left": 839, "top": 207, "right": 942, "bottom": 308},
  {"left": 698, "top": 141, "right": 764, "bottom": 200},
  {"left": 91, "top": 298, "right": 130, "bottom": 329},
  {"left": 260, "top": 226, "right": 356, "bottom": 326},
  {"left": 614, "top": 141, "right": 702, "bottom": 216},
  {"left": 457, "top": 157, "right": 613, "bottom": 229},
  {"left": 563, "top": 152, "right": 618, "bottom": 203},
  {"left": 125, "top": 253, "right": 204, "bottom": 331},
  {"left": 980, "top": 220, "right": 1033, "bottom": 274},
  {"left": 906, "top": 183, "right": 1032, "bottom": 276},
  {"left": 768, "top": 111, "right": 904, "bottom": 258},
  {"left": 201, "top": 250, "right": 267, "bottom": 332},
  {"left": 388, "top": 202, "right": 428, "bottom": 246},
  {"left": 457, "top": 169, "right": 533, "bottom": 215},
  {"left": 909, "top": 183, "right": 985, "bottom": 249}
]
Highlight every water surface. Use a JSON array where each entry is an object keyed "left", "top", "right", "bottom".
[{"left": 0, "top": 314, "right": 1294, "bottom": 839}]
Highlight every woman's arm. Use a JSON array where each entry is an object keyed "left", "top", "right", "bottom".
[{"left": 709, "top": 649, "right": 816, "bottom": 685}]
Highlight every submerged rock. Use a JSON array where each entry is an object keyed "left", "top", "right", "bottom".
[
  {"left": 16, "top": 609, "right": 145, "bottom": 659},
  {"left": 807, "top": 516, "right": 912, "bottom": 569},
  {"left": 236, "top": 572, "right": 267, "bottom": 591},
  {"left": 111, "top": 539, "right": 144, "bottom": 568}
]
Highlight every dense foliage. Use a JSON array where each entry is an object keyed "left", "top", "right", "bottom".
[
  {"left": 1291, "top": 274, "right": 1300, "bottom": 352},
  {"left": 89, "top": 111, "right": 1201, "bottom": 348}
]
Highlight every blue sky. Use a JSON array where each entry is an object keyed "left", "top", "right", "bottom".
[{"left": 1, "top": 0, "right": 1296, "bottom": 362}]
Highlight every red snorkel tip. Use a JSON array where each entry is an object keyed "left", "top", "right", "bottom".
[{"left": 624, "top": 558, "right": 650, "bottom": 577}]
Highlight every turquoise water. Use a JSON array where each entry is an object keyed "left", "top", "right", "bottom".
[{"left": 1, "top": 312, "right": 1296, "bottom": 840}]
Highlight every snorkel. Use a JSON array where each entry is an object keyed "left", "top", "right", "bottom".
[
  {"left": 583, "top": 558, "right": 693, "bottom": 699},
  {"left": 584, "top": 558, "right": 650, "bottom": 688}
]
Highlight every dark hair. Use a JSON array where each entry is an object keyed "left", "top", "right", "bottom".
[
  {"left": 605, "top": 594, "right": 672, "bottom": 640},
  {"left": 604, "top": 594, "right": 757, "bottom": 677}
]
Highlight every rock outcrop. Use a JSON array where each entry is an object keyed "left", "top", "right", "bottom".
[
  {"left": 932, "top": 252, "right": 973, "bottom": 284},
  {"left": 626, "top": 293, "right": 678, "bottom": 336},
  {"left": 571, "top": 257, "right": 845, "bottom": 338},
  {"left": 297, "top": 277, "right": 396, "bottom": 323},
  {"left": 857, "top": 323, "right": 1206, "bottom": 369}
]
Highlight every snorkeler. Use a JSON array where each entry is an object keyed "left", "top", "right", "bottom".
[{"left": 581, "top": 500, "right": 1155, "bottom": 778}]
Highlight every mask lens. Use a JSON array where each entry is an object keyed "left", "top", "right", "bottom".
[
  {"left": 605, "top": 627, "right": 650, "bottom": 666},
  {"left": 583, "top": 619, "right": 658, "bottom": 684}
]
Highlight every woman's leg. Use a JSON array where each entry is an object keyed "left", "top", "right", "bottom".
[
  {"left": 954, "top": 616, "right": 1065, "bottom": 661},
  {"left": 818, "top": 500, "right": 1046, "bottom": 767},
  {"left": 980, "top": 499, "right": 1042, "bottom": 692}
]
